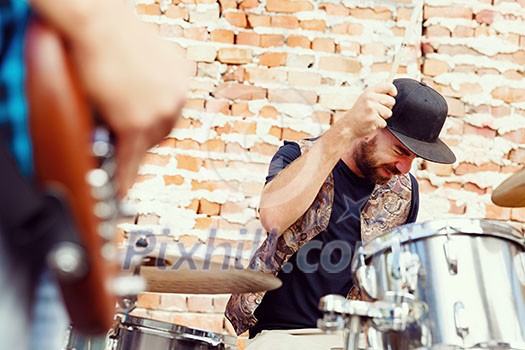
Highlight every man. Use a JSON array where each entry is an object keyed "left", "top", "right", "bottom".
[
  {"left": 226, "top": 78, "right": 456, "bottom": 349},
  {"left": 0, "top": 0, "right": 187, "bottom": 349}
]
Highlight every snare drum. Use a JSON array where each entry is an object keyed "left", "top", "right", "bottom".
[
  {"left": 358, "top": 219, "right": 525, "bottom": 350},
  {"left": 114, "top": 314, "right": 237, "bottom": 350},
  {"left": 64, "top": 315, "right": 237, "bottom": 350}
]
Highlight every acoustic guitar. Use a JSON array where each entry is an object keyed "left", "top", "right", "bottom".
[{"left": 25, "top": 20, "right": 117, "bottom": 334}]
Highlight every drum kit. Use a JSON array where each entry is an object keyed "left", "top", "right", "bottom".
[
  {"left": 64, "top": 254, "right": 282, "bottom": 350},
  {"left": 318, "top": 169, "right": 525, "bottom": 350},
  {"left": 65, "top": 169, "right": 525, "bottom": 350}
]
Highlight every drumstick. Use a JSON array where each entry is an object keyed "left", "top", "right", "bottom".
[{"left": 387, "top": 0, "right": 425, "bottom": 83}]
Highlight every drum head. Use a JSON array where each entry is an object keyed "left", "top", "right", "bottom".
[
  {"left": 117, "top": 314, "right": 237, "bottom": 348},
  {"left": 363, "top": 218, "right": 524, "bottom": 257}
]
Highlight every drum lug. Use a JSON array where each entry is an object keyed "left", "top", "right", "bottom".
[
  {"left": 443, "top": 239, "right": 458, "bottom": 275},
  {"left": 354, "top": 247, "right": 378, "bottom": 299},
  {"left": 454, "top": 301, "right": 469, "bottom": 339}
]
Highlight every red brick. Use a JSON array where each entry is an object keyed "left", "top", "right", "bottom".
[
  {"left": 198, "top": 199, "right": 221, "bottom": 216},
  {"left": 396, "top": 7, "right": 412, "bottom": 21},
  {"left": 347, "top": 23, "right": 364, "bottom": 35},
  {"left": 224, "top": 12, "right": 247, "bottom": 27},
  {"left": 194, "top": 217, "right": 213, "bottom": 229},
  {"left": 286, "top": 35, "right": 310, "bottom": 48},
  {"left": 191, "top": 180, "right": 220, "bottom": 191},
  {"left": 425, "top": 26, "right": 451, "bottom": 37},
  {"left": 251, "top": 143, "right": 278, "bottom": 157},
  {"left": 452, "top": 26, "right": 474, "bottom": 38},
  {"left": 142, "top": 153, "right": 171, "bottom": 167},
  {"left": 350, "top": 7, "right": 392, "bottom": 20},
  {"left": 217, "top": 48, "right": 253, "bottom": 64},
  {"left": 288, "top": 71, "right": 321, "bottom": 87},
  {"left": 312, "top": 38, "right": 335, "bottom": 53},
  {"left": 159, "top": 24, "right": 183, "bottom": 38},
  {"left": 331, "top": 23, "right": 348, "bottom": 35},
  {"left": 136, "top": 3, "right": 161, "bottom": 15},
  {"left": 300, "top": 20, "right": 326, "bottom": 31},
  {"left": 338, "top": 42, "right": 360, "bottom": 55},
  {"left": 175, "top": 139, "right": 200, "bottom": 150},
  {"left": 463, "top": 182, "right": 486, "bottom": 195},
  {"left": 137, "top": 293, "right": 161, "bottom": 309},
  {"left": 186, "top": 198, "right": 199, "bottom": 212},
  {"left": 511, "top": 208, "right": 525, "bottom": 222},
  {"left": 186, "top": 46, "right": 217, "bottom": 63},
  {"left": 445, "top": 97, "right": 465, "bottom": 118},
  {"left": 239, "top": 0, "right": 259, "bottom": 9},
  {"left": 170, "top": 314, "right": 224, "bottom": 334},
  {"left": 491, "top": 87, "right": 525, "bottom": 103},
  {"left": 449, "top": 200, "right": 466, "bottom": 215},
  {"left": 245, "top": 67, "right": 287, "bottom": 82},
  {"left": 419, "top": 179, "right": 437, "bottom": 193},
  {"left": 259, "top": 105, "right": 279, "bottom": 119},
  {"left": 210, "top": 29, "right": 234, "bottom": 43},
  {"left": 475, "top": 9, "right": 495, "bottom": 25},
  {"left": 187, "top": 295, "right": 214, "bottom": 313},
  {"left": 509, "top": 148, "right": 525, "bottom": 163},
  {"left": 282, "top": 128, "right": 311, "bottom": 140},
  {"left": 183, "top": 27, "right": 208, "bottom": 41},
  {"left": 219, "top": 0, "right": 237, "bottom": 9},
  {"left": 165, "top": 5, "right": 189, "bottom": 19},
  {"left": 361, "top": 42, "right": 385, "bottom": 56},
  {"left": 175, "top": 154, "right": 201, "bottom": 171},
  {"left": 259, "top": 52, "right": 287, "bottom": 67},
  {"left": 185, "top": 98, "right": 205, "bottom": 111},
  {"left": 269, "top": 126, "right": 282, "bottom": 139},
  {"left": 162, "top": 175, "right": 184, "bottom": 186},
  {"left": 319, "top": 56, "right": 361, "bottom": 73},
  {"left": 260, "top": 34, "right": 284, "bottom": 47},
  {"left": 230, "top": 103, "right": 253, "bottom": 117},
  {"left": 268, "top": 89, "right": 317, "bottom": 104},
  {"left": 206, "top": 100, "right": 230, "bottom": 114},
  {"left": 424, "top": 6, "right": 473, "bottom": 19},
  {"left": 424, "top": 161, "right": 454, "bottom": 176},
  {"left": 215, "top": 83, "right": 267, "bottom": 100},
  {"left": 423, "top": 58, "right": 449, "bottom": 76},
  {"left": 223, "top": 65, "right": 246, "bottom": 83},
  {"left": 247, "top": 14, "right": 271, "bottom": 27},
  {"left": 266, "top": 0, "right": 314, "bottom": 13},
  {"left": 236, "top": 32, "right": 261, "bottom": 46},
  {"left": 485, "top": 203, "right": 511, "bottom": 220},
  {"left": 200, "top": 139, "right": 226, "bottom": 153},
  {"left": 464, "top": 124, "right": 496, "bottom": 138},
  {"left": 501, "top": 129, "right": 525, "bottom": 144},
  {"left": 271, "top": 15, "right": 299, "bottom": 29},
  {"left": 319, "top": 3, "right": 349, "bottom": 16},
  {"left": 160, "top": 294, "right": 188, "bottom": 312}
]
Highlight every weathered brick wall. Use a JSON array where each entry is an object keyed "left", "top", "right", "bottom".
[
  {"left": 418, "top": 0, "right": 525, "bottom": 222},
  {"left": 122, "top": 0, "right": 524, "bottom": 346}
]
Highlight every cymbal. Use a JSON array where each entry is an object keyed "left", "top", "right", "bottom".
[
  {"left": 491, "top": 168, "right": 525, "bottom": 207},
  {"left": 138, "top": 256, "right": 282, "bottom": 294}
]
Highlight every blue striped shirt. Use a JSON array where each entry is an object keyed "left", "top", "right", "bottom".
[{"left": 0, "top": 0, "right": 32, "bottom": 176}]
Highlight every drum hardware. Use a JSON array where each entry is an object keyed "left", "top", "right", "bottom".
[
  {"left": 454, "top": 301, "right": 469, "bottom": 340},
  {"left": 318, "top": 293, "right": 428, "bottom": 350},
  {"left": 351, "top": 219, "right": 525, "bottom": 350},
  {"left": 354, "top": 247, "right": 378, "bottom": 299},
  {"left": 439, "top": 225, "right": 460, "bottom": 275}
]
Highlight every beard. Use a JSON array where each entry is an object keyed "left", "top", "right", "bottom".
[{"left": 354, "top": 137, "right": 401, "bottom": 185}]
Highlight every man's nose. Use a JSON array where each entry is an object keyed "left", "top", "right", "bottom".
[{"left": 395, "top": 157, "right": 413, "bottom": 174}]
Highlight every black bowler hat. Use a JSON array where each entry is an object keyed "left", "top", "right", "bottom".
[{"left": 387, "top": 78, "right": 456, "bottom": 164}]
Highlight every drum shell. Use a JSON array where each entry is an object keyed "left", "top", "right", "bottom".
[{"left": 363, "top": 220, "right": 525, "bottom": 349}]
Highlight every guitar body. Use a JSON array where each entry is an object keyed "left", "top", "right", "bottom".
[{"left": 25, "top": 20, "right": 115, "bottom": 334}]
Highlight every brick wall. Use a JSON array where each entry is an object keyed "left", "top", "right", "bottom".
[{"left": 123, "top": 0, "right": 525, "bottom": 347}]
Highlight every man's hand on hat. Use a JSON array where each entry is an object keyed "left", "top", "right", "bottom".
[{"left": 344, "top": 82, "right": 397, "bottom": 139}]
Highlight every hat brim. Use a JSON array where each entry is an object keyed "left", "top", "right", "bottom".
[
  {"left": 387, "top": 127, "right": 456, "bottom": 164},
  {"left": 491, "top": 167, "right": 525, "bottom": 208}
]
